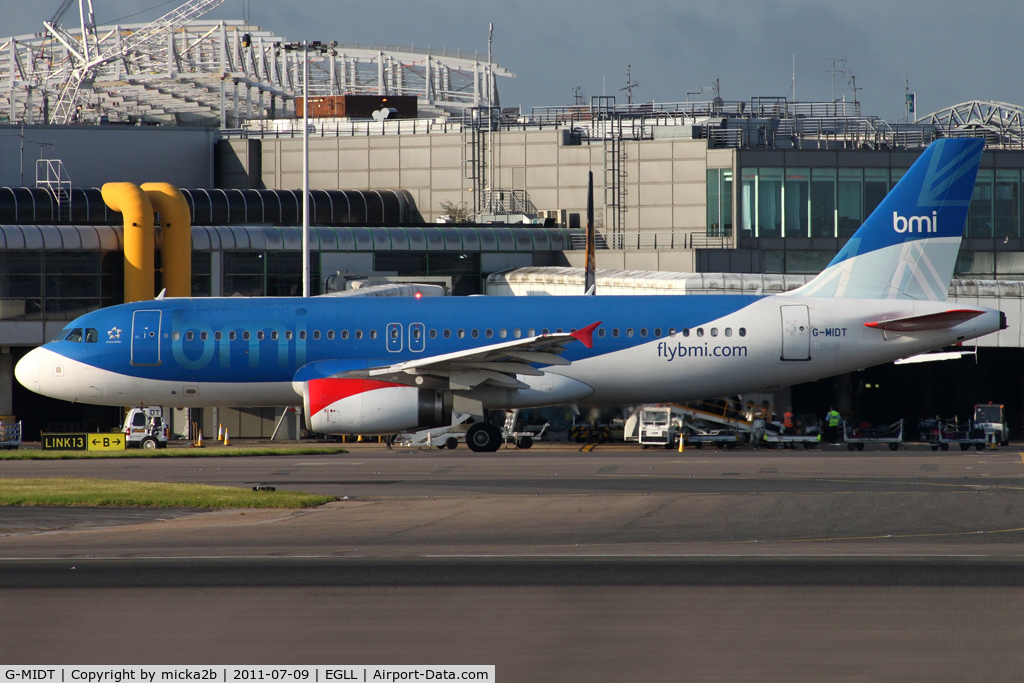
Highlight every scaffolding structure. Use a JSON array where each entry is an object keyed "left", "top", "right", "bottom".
[{"left": 1, "top": 9, "right": 514, "bottom": 126}]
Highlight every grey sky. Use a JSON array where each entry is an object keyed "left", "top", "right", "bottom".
[{"left": 4, "top": 0, "right": 1021, "bottom": 121}]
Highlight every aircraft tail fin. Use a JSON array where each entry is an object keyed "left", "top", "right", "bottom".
[{"left": 788, "top": 138, "right": 984, "bottom": 301}]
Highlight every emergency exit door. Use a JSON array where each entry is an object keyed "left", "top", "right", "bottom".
[{"left": 780, "top": 305, "right": 811, "bottom": 361}]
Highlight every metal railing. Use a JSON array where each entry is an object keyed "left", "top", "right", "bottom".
[
  {"left": 567, "top": 231, "right": 731, "bottom": 251},
  {"left": 480, "top": 189, "right": 537, "bottom": 216}
]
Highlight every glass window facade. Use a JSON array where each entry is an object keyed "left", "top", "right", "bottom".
[
  {"left": 739, "top": 167, "right": 915, "bottom": 238},
  {"left": 706, "top": 169, "right": 733, "bottom": 236},
  {"left": 0, "top": 251, "right": 120, "bottom": 321},
  {"left": 222, "top": 251, "right": 321, "bottom": 297}
]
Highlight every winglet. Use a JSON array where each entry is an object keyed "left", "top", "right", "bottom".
[{"left": 570, "top": 321, "right": 602, "bottom": 349}]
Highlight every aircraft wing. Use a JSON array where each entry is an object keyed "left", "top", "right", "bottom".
[
  {"left": 365, "top": 321, "right": 601, "bottom": 390},
  {"left": 864, "top": 309, "right": 983, "bottom": 332}
]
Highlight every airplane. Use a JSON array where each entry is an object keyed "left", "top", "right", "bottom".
[{"left": 16, "top": 137, "right": 1003, "bottom": 451}]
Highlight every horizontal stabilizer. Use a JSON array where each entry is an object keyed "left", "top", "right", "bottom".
[
  {"left": 894, "top": 350, "right": 975, "bottom": 365},
  {"left": 864, "top": 309, "right": 983, "bottom": 332}
]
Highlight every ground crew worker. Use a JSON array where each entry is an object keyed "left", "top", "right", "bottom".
[
  {"left": 825, "top": 407, "right": 842, "bottom": 444},
  {"left": 783, "top": 408, "right": 794, "bottom": 434}
]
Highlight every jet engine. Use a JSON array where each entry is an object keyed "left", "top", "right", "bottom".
[{"left": 303, "top": 377, "right": 450, "bottom": 434}]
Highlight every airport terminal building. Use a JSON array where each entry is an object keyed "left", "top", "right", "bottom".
[{"left": 4, "top": 16, "right": 1024, "bottom": 439}]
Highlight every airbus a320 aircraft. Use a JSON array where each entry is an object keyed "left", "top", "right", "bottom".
[{"left": 16, "top": 138, "right": 1003, "bottom": 451}]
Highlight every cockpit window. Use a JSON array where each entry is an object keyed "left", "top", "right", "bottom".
[
  {"left": 85, "top": 328, "right": 99, "bottom": 343},
  {"left": 53, "top": 329, "right": 71, "bottom": 342},
  {"left": 64, "top": 328, "right": 83, "bottom": 343}
]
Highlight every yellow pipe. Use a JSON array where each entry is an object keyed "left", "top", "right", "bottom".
[
  {"left": 101, "top": 182, "right": 154, "bottom": 304},
  {"left": 142, "top": 183, "right": 192, "bottom": 298}
]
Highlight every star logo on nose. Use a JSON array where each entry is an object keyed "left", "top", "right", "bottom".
[{"left": 108, "top": 327, "right": 121, "bottom": 340}]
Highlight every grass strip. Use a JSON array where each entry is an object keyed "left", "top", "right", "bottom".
[
  {"left": 0, "top": 446, "right": 348, "bottom": 460},
  {"left": 0, "top": 477, "right": 336, "bottom": 508}
]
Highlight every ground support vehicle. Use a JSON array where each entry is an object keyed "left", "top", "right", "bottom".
[
  {"left": 639, "top": 407, "right": 680, "bottom": 449},
  {"left": 683, "top": 424, "right": 741, "bottom": 449},
  {"left": 394, "top": 424, "right": 467, "bottom": 450},
  {"left": 752, "top": 419, "right": 821, "bottom": 449},
  {"left": 123, "top": 407, "right": 168, "bottom": 448},
  {"left": 973, "top": 404, "right": 1010, "bottom": 446},
  {"left": 918, "top": 418, "right": 987, "bottom": 451},
  {"left": 0, "top": 418, "right": 21, "bottom": 449},
  {"left": 502, "top": 410, "right": 548, "bottom": 449},
  {"left": 844, "top": 419, "right": 904, "bottom": 452}
]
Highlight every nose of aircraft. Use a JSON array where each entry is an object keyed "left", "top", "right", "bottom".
[{"left": 14, "top": 346, "right": 46, "bottom": 394}]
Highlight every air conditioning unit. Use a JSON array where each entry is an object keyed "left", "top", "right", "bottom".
[{"left": 536, "top": 209, "right": 567, "bottom": 227}]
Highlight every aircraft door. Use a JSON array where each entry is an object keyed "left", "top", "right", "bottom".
[
  {"left": 131, "top": 310, "right": 162, "bottom": 366},
  {"left": 386, "top": 323, "right": 403, "bottom": 352},
  {"left": 780, "top": 305, "right": 811, "bottom": 361},
  {"left": 409, "top": 322, "right": 425, "bottom": 353}
]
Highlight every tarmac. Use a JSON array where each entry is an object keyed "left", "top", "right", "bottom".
[{"left": 3, "top": 440, "right": 1024, "bottom": 678}]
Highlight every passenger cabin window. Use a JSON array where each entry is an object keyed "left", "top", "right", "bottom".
[
  {"left": 669, "top": 328, "right": 676, "bottom": 336},
  {"left": 640, "top": 328, "right": 648, "bottom": 338},
  {"left": 500, "top": 329, "right": 508, "bottom": 338},
  {"left": 243, "top": 331, "right": 250, "bottom": 341},
  {"left": 355, "top": 330, "right": 363, "bottom": 340},
  {"left": 655, "top": 328, "right": 662, "bottom": 337},
  {"left": 412, "top": 328, "right": 422, "bottom": 339},
  {"left": 200, "top": 331, "right": 208, "bottom": 341},
  {"left": 471, "top": 329, "right": 479, "bottom": 338},
  {"left": 271, "top": 331, "right": 278, "bottom": 340},
  {"left": 612, "top": 329, "right": 620, "bottom": 338},
  {"left": 229, "top": 331, "right": 236, "bottom": 341},
  {"left": 710, "top": 328, "right": 718, "bottom": 337},
  {"left": 341, "top": 330, "right": 349, "bottom": 340},
  {"left": 725, "top": 328, "right": 732, "bottom": 337},
  {"left": 390, "top": 328, "right": 400, "bottom": 339},
  {"left": 542, "top": 328, "right": 550, "bottom": 335},
  {"left": 696, "top": 328, "right": 704, "bottom": 337},
  {"left": 626, "top": 328, "right": 634, "bottom": 337},
  {"left": 485, "top": 329, "right": 493, "bottom": 338},
  {"left": 214, "top": 331, "right": 222, "bottom": 341},
  {"left": 257, "top": 331, "right": 264, "bottom": 340},
  {"left": 528, "top": 329, "right": 536, "bottom": 337},
  {"left": 739, "top": 328, "right": 747, "bottom": 337},
  {"left": 457, "top": 329, "right": 465, "bottom": 339},
  {"left": 444, "top": 329, "right": 451, "bottom": 339},
  {"left": 185, "top": 331, "right": 194, "bottom": 341},
  {"left": 429, "top": 329, "right": 437, "bottom": 339},
  {"left": 513, "top": 329, "right": 521, "bottom": 338},
  {"left": 369, "top": 330, "right": 377, "bottom": 340},
  {"left": 682, "top": 329, "right": 690, "bottom": 337},
  {"left": 326, "top": 330, "right": 334, "bottom": 340},
  {"left": 85, "top": 328, "right": 98, "bottom": 343},
  {"left": 286, "top": 331, "right": 293, "bottom": 340},
  {"left": 598, "top": 329, "right": 606, "bottom": 338}
]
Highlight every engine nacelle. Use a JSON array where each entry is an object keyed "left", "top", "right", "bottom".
[{"left": 303, "top": 378, "right": 450, "bottom": 434}]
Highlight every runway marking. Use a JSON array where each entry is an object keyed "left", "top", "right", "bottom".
[
  {"left": 580, "top": 444, "right": 598, "bottom": 453},
  {"left": 769, "top": 525, "right": 1024, "bottom": 544}
]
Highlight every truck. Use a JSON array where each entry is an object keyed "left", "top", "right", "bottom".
[
  {"left": 973, "top": 403, "right": 1010, "bottom": 446},
  {"left": 123, "top": 407, "right": 169, "bottom": 449},
  {"left": 639, "top": 406, "right": 679, "bottom": 449}
]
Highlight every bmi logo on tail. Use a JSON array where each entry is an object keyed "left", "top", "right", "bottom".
[{"left": 893, "top": 211, "right": 938, "bottom": 233}]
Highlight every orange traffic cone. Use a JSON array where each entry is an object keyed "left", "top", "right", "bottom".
[{"left": 223, "top": 428, "right": 230, "bottom": 446}]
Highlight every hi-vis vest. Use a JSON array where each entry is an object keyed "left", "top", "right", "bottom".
[{"left": 827, "top": 410, "right": 841, "bottom": 426}]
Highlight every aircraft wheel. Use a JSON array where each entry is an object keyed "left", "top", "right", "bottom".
[
  {"left": 467, "top": 423, "right": 502, "bottom": 453},
  {"left": 445, "top": 437, "right": 459, "bottom": 450},
  {"left": 517, "top": 436, "right": 533, "bottom": 450},
  {"left": 889, "top": 443, "right": 900, "bottom": 452},
  {"left": 141, "top": 437, "right": 158, "bottom": 450},
  {"left": 857, "top": 443, "right": 865, "bottom": 452},
  {"left": 940, "top": 443, "right": 949, "bottom": 451}
]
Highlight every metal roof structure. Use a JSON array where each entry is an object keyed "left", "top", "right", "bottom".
[
  {"left": 0, "top": 224, "right": 574, "bottom": 252},
  {"left": 2, "top": 12, "right": 513, "bottom": 126},
  {"left": 917, "top": 101, "right": 1024, "bottom": 149}
]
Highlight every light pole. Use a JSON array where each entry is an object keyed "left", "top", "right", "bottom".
[{"left": 277, "top": 40, "right": 337, "bottom": 297}]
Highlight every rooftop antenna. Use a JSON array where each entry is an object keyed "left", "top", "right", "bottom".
[
  {"left": 826, "top": 57, "right": 847, "bottom": 103},
  {"left": 584, "top": 171, "right": 596, "bottom": 295},
  {"left": 620, "top": 62, "right": 639, "bottom": 106},
  {"left": 573, "top": 86, "right": 584, "bottom": 106},
  {"left": 792, "top": 54, "right": 797, "bottom": 102},
  {"left": 847, "top": 72, "right": 862, "bottom": 107}
]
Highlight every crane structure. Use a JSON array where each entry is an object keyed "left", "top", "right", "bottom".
[{"left": 2, "top": 1, "right": 514, "bottom": 127}]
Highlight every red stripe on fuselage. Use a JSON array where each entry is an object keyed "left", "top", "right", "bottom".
[{"left": 308, "top": 378, "right": 407, "bottom": 416}]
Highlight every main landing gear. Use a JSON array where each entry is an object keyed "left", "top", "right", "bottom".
[{"left": 466, "top": 423, "right": 502, "bottom": 453}]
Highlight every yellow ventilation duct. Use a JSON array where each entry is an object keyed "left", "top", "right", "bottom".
[
  {"left": 142, "top": 183, "right": 192, "bottom": 298},
  {"left": 101, "top": 182, "right": 154, "bottom": 304}
]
